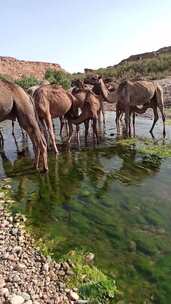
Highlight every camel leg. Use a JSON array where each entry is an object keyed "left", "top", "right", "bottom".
[
  {"left": 115, "top": 107, "right": 120, "bottom": 134},
  {"left": 84, "top": 120, "right": 90, "bottom": 145},
  {"left": 132, "top": 112, "right": 136, "bottom": 137},
  {"left": 65, "top": 119, "right": 69, "bottom": 136},
  {"left": 76, "top": 124, "right": 80, "bottom": 146},
  {"left": 0, "top": 130, "right": 4, "bottom": 147},
  {"left": 67, "top": 121, "right": 73, "bottom": 143},
  {"left": 12, "top": 120, "right": 15, "bottom": 136},
  {"left": 150, "top": 106, "right": 159, "bottom": 136},
  {"left": 92, "top": 118, "right": 99, "bottom": 144},
  {"left": 124, "top": 107, "right": 130, "bottom": 136},
  {"left": 41, "top": 119, "right": 49, "bottom": 147},
  {"left": 29, "top": 133, "right": 40, "bottom": 170},
  {"left": 60, "top": 116, "right": 65, "bottom": 137},
  {"left": 158, "top": 106, "right": 166, "bottom": 138},
  {"left": 100, "top": 98, "right": 105, "bottom": 126},
  {"left": 44, "top": 113, "right": 59, "bottom": 154}
]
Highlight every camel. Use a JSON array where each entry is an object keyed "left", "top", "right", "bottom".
[
  {"left": 33, "top": 83, "right": 101, "bottom": 150},
  {"left": 83, "top": 76, "right": 112, "bottom": 125},
  {"left": 0, "top": 79, "right": 48, "bottom": 171},
  {"left": 68, "top": 89, "right": 101, "bottom": 144},
  {"left": 116, "top": 80, "right": 166, "bottom": 137},
  {"left": 33, "top": 84, "right": 78, "bottom": 153},
  {"left": 29, "top": 81, "right": 68, "bottom": 139}
]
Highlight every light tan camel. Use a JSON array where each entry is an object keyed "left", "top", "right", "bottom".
[
  {"left": 0, "top": 80, "right": 48, "bottom": 171},
  {"left": 33, "top": 84, "right": 77, "bottom": 153},
  {"left": 116, "top": 80, "right": 166, "bottom": 137}
]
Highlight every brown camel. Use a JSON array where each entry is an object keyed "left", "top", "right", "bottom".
[
  {"left": 0, "top": 80, "right": 48, "bottom": 171},
  {"left": 68, "top": 89, "right": 101, "bottom": 144},
  {"left": 33, "top": 84, "right": 78, "bottom": 153},
  {"left": 83, "top": 76, "right": 112, "bottom": 125},
  {"left": 116, "top": 80, "right": 166, "bottom": 137}
]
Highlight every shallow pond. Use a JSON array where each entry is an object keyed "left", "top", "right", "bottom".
[{"left": 1, "top": 113, "right": 171, "bottom": 303}]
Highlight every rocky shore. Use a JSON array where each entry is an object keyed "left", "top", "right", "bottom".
[{"left": 0, "top": 181, "right": 80, "bottom": 304}]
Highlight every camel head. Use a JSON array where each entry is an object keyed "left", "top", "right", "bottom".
[{"left": 93, "top": 76, "right": 110, "bottom": 102}]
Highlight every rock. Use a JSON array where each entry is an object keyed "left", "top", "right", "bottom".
[
  {"left": 0, "top": 287, "right": 9, "bottom": 297},
  {"left": 0, "top": 219, "right": 9, "bottom": 228},
  {"left": 10, "top": 294, "right": 25, "bottom": 304},
  {"left": 42, "top": 262, "right": 49, "bottom": 272},
  {"left": 69, "top": 290, "right": 79, "bottom": 301},
  {"left": 76, "top": 301, "right": 89, "bottom": 304},
  {"left": 20, "top": 292, "right": 31, "bottom": 301},
  {"left": 62, "top": 262, "right": 70, "bottom": 271},
  {"left": 11, "top": 227, "right": 19, "bottom": 236},
  {"left": 2, "top": 184, "right": 12, "bottom": 190},
  {"left": 15, "top": 263, "right": 26, "bottom": 271},
  {"left": 85, "top": 253, "right": 95, "bottom": 263},
  {"left": 25, "top": 301, "right": 33, "bottom": 304},
  {"left": 0, "top": 192, "right": 5, "bottom": 199},
  {"left": 13, "top": 246, "right": 22, "bottom": 254},
  {"left": 0, "top": 277, "right": 5, "bottom": 288}
]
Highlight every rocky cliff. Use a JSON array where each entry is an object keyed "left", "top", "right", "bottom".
[
  {"left": 117, "top": 46, "right": 171, "bottom": 66},
  {"left": 0, "top": 56, "right": 62, "bottom": 80}
]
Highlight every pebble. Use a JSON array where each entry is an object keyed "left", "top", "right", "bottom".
[
  {"left": 0, "top": 287, "right": 9, "bottom": 297},
  {"left": 11, "top": 227, "right": 19, "bottom": 236},
  {"left": 15, "top": 263, "right": 26, "bottom": 271},
  {"left": 42, "top": 262, "right": 49, "bottom": 272},
  {"left": 2, "top": 184, "right": 12, "bottom": 189},
  {"left": 85, "top": 253, "right": 95, "bottom": 263},
  {"left": 20, "top": 292, "right": 31, "bottom": 301},
  {"left": 13, "top": 246, "right": 22, "bottom": 254},
  {"left": 0, "top": 192, "right": 5, "bottom": 199},
  {"left": 0, "top": 186, "right": 74, "bottom": 304},
  {"left": 0, "top": 277, "right": 6, "bottom": 288},
  {"left": 10, "top": 294, "right": 25, "bottom": 304},
  {"left": 69, "top": 290, "right": 79, "bottom": 301}
]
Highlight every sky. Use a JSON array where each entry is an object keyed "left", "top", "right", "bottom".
[{"left": 0, "top": 0, "right": 171, "bottom": 73}]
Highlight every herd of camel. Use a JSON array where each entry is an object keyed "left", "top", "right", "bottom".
[{"left": 0, "top": 76, "right": 166, "bottom": 171}]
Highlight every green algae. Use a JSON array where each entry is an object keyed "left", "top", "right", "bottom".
[
  {"left": 2, "top": 141, "right": 171, "bottom": 303},
  {"left": 62, "top": 251, "right": 118, "bottom": 303}
]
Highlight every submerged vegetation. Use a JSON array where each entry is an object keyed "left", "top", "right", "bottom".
[
  {"left": 4, "top": 135, "right": 171, "bottom": 303},
  {"left": 62, "top": 251, "right": 118, "bottom": 303}
]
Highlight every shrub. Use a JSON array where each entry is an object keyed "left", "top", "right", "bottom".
[
  {"left": 0, "top": 74, "right": 14, "bottom": 82},
  {"left": 15, "top": 76, "right": 39, "bottom": 90},
  {"left": 45, "top": 69, "right": 71, "bottom": 89}
]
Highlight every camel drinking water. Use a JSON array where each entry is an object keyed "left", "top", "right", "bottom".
[
  {"left": 0, "top": 79, "right": 48, "bottom": 171},
  {"left": 33, "top": 84, "right": 77, "bottom": 153}
]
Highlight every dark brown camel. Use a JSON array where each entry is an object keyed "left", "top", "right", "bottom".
[{"left": 0, "top": 80, "right": 48, "bottom": 171}]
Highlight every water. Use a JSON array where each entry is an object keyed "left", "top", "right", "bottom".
[{"left": 1, "top": 113, "right": 171, "bottom": 303}]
